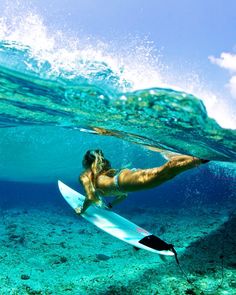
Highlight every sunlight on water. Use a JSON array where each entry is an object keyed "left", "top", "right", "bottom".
[
  {"left": 0, "top": 4, "right": 235, "bottom": 129},
  {"left": 0, "top": 4, "right": 235, "bottom": 295},
  {"left": 0, "top": 3, "right": 235, "bottom": 184}
]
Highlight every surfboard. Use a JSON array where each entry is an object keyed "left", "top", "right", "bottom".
[{"left": 58, "top": 180, "right": 175, "bottom": 256}]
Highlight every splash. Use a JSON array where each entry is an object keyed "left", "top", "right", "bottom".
[
  {"left": 0, "top": 6, "right": 235, "bottom": 170},
  {"left": 0, "top": 3, "right": 235, "bottom": 129},
  {"left": 0, "top": 5, "right": 235, "bottom": 185}
]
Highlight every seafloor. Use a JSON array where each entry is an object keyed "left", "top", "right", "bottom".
[{"left": 0, "top": 201, "right": 235, "bottom": 295}]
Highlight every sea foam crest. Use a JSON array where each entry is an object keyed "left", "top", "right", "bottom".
[{"left": 0, "top": 3, "right": 235, "bottom": 129}]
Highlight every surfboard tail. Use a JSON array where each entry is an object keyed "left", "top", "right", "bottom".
[
  {"left": 58, "top": 180, "right": 175, "bottom": 256},
  {"left": 139, "top": 235, "right": 175, "bottom": 256}
]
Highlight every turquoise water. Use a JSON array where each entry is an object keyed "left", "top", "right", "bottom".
[
  {"left": 0, "top": 38, "right": 236, "bottom": 294},
  {"left": 0, "top": 40, "right": 235, "bottom": 164}
]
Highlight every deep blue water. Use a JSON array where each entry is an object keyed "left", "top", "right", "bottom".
[
  {"left": 0, "top": 12, "right": 235, "bottom": 295},
  {"left": 1, "top": 164, "right": 234, "bottom": 212}
]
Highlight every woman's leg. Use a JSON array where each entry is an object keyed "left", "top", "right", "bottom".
[{"left": 118, "top": 156, "right": 207, "bottom": 192}]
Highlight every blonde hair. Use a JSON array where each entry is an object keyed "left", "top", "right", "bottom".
[{"left": 91, "top": 152, "right": 105, "bottom": 177}]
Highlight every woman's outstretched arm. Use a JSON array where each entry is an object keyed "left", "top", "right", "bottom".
[{"left": 78, "top": 173, "right": 97, "bottom": 214}]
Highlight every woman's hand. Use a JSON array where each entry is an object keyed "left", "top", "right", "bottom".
[
  {"left": 75, "top": 199, "right": 93, "bottom": 215},
  {"left": 75, "top": 206, "right": 84, "bottom": 215},
  {"left": 107, "top": 202, "right": 113, "bottom": 209}
]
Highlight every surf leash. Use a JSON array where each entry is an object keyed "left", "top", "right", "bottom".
[
  {"left": 169, "top": 244, "right": 224, "bottom": 293},
  {"left": 172, "top": 207, "right": 236, "bottom": 293}
]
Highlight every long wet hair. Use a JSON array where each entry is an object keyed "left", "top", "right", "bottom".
[{"left": 82, "top": 150, "right": 111, "bottom": 178}]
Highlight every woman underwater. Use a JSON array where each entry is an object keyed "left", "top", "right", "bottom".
[{"left": 77, "top": 149, "right": 209, "bottom": 214}]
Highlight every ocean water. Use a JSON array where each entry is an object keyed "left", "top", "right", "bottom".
[{"left": 0, "top": 11, "right": 236, "bottom": 295}]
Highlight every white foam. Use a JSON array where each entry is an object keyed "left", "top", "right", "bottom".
[{"left": 0, "top": 4, "right": 235, "bottom": 129}]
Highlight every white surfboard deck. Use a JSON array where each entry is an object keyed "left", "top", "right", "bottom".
[{"left": 58, "top": 180, "right": 174, "bottom": 256}]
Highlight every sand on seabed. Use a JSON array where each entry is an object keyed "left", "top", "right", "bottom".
[{"left": 0, "top": 203, "right": 235, "bottom": 295}]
